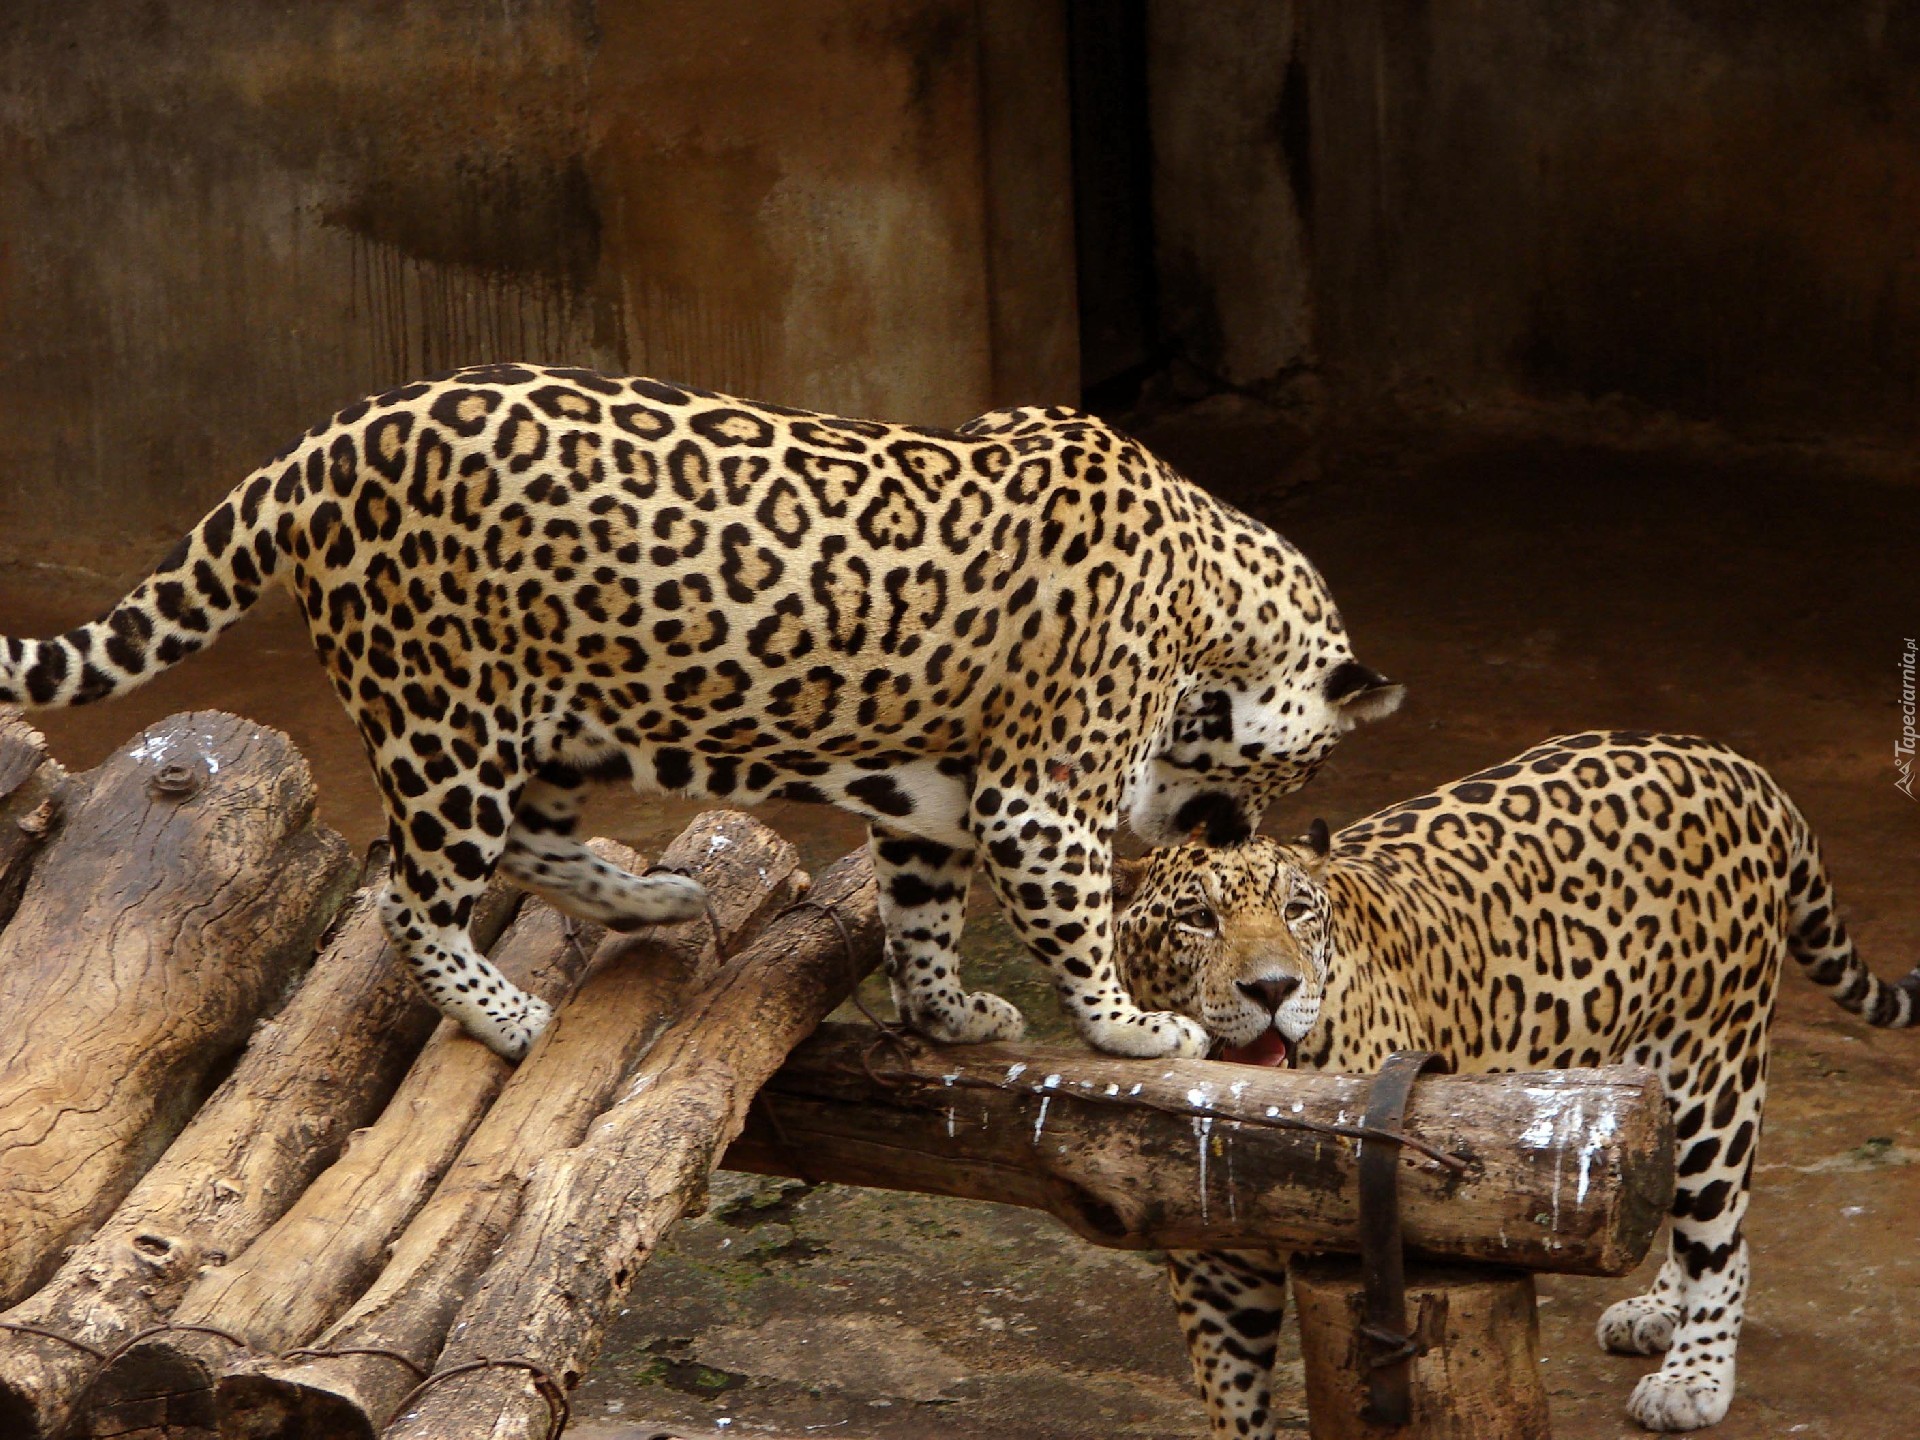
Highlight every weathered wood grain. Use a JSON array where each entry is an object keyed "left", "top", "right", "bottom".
[
  {"left": 382, "top": 849, "right": 880, "bottom": 1440},
  {"left": 1292, "top": 1256, "right": 1552, "bottom": 1440},
  {"left": 217, "top": 812, "right": 804, "bottom": 1440},
  {"left": 0, "top": 713, "right": 353, "bottom": 1308},
  {"left": 0, "top": 709, "right": 65, "bottom": 927},
  {"left": 0, "top": 712, "right": 358, "bottom": 1438}
]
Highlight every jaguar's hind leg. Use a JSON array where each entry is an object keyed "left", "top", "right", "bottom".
[
  {"left": 1167, "top": 1249, "right": 1289, "bottom": 1440},
  {"left": 372, "top": 763, "right": 550, "bottom": 1061},
  {"left": 499, "top": 764, "right": 705, "bottom": 930},
  {"left": 1618, "top": 1233, "right": 1749, "bottom": 1432},
  {"left": 869, "top": 824, "right": 1022, "bottom": 1043},
  {"left": 1604, "top": 1062, "right": 1764, "bottom": 1431}
]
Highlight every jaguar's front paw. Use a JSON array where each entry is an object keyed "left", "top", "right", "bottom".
[
  {"left": 904, "top": 988, "right": 1027, "bottom": 1044},
  {"left": 1083, "top": 1009, "right": 1210, "bottom": 1059},
  {"left": 1597, "top": 1293, "right": 1680, "bottom": 1356}
]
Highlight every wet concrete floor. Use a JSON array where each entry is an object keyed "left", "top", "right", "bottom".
[{"left": 4, "top": 411, "right": 1915, "bottom": 1437}]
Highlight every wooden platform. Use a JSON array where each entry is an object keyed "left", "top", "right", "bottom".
[{"left": 0, "top": 711, "right": 1671, "bottom": 1440}]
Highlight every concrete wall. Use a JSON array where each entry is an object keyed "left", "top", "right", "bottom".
[
  {"left": 12, "top": 0, "right": 1912, "bottom": 558},
  {"left": 0, "top": 0, "right": 1076, "bottom": 558},
  {"left": 1149, "top": 2, "right": 1920, "bottom": 446}
]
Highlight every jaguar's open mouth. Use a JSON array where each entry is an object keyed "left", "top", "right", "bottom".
[{"left": 1214, "top": 1030, "right": 1292, "bottom": 1068}]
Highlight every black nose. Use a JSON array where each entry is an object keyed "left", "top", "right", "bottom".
[{"left": 1237, "top": 976, "right": 1299, "bottom": 1014}]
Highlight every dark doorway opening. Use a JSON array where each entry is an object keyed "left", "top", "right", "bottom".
[{"left": 1066, "top": 0, "right": 1159, "bottom": 408}]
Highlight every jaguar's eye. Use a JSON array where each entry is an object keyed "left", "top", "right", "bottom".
[
  {"left": 1283, "top": 899, "right": 1313, "bottom": 926},
  {"left": 1173, "top": 899, "right": 1219, "bottom": 935}
]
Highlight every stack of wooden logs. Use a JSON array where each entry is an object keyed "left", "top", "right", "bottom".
[{"left": 0, "top": 710, "right": 1673, "bottom": 1440}]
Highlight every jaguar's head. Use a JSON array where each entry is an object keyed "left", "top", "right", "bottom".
[
  {"left": 1128, "top": 659, "right": 1402, "bottom": 848},
  {"left": 1111, "top": 827, "right": 1335, "bottom": 1067}
]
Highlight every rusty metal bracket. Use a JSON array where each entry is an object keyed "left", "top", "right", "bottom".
[{"left": 1358, "top": 1049, "right": 1449, "bottom": 1426}]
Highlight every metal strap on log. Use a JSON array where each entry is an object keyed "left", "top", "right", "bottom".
[{"left": 1357, "top": 1050, "right": 1449, "bottom": 1426}]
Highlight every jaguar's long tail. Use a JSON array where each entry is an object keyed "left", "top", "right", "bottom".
[
  {"left": 0, "top": 458, "right": 294, "bottom": 710},
  {"left": 1788, "top": 826, "right": 1920, "bottom": 1028}
]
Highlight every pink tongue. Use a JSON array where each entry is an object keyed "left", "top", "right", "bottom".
[{"left": 1219, "top": 1031, "right": 1291, "bottom": 1067}]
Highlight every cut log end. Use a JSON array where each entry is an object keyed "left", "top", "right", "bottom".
[
  {"left": 80, "top": 1328, "right": 234, "bottom": 1439},
  {"left": 219, "top": 1367, "right": 381, "bottom": 1440}
]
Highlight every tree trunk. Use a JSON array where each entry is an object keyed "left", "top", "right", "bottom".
[
  {"left": 1291, "top": 1256, "right": 1553, "bottom": 1440},
  {"left": 78, "top": 864, "right": 530, "bottom": 1440},
  {"left": 0, "top": 711, "right": 354, "bottom": 1308},
  {"left": 383, "top": 847, "right": 880, "bottom": 1440},
  {"left": 217, "top": 812, "right": 805, "bottom": 1440},
  {"left": 722, "top": 1025, "right": 1673, "bottom": 1276}
]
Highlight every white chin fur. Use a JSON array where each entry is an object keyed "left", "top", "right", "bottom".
[
  {"left": 1131, "top": 811, "right": 1187, "bottom": 846},
  {"left": 1212, "top": 1013, "right": 1277, "bottom": 1049},
  {"left": 1126, "top": 783, "right": 1191, "bottom": 845},
  {"left": 1212, "top": 1017, "right": 1316, "bottom": 1052}
]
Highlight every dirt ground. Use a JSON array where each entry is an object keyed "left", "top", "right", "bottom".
[{"left": 5, "top": 409, "right": 1916, "bottom": 1438}]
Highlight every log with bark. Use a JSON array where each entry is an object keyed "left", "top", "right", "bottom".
[
  {"left": 0, "top": 871, "right": 529, "bottom": 1435},
  {"left": 722, "top": 1024, "right": 1673, "bottom": 1277},
  {"left": 78, "top": 861, "right": 534, "bottom": 1440},
  {"left": 380, "top": 848, "right": 882, "bottom": 1440},
  {"left": 0, "top": 711, "right": 358, "bottom": 1348},
  {"left": 217, "top": 811, "right": 806, "bottom": 1440}
]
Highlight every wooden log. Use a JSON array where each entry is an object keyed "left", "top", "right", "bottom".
[
  {"left": 1290, "top": 1256, "right": 1552, "bottom": 1440},
  {"left": 0, "top": 711, "right": 354, "bottom": 1315},
  {"left": 79, "top": 860, "right": 537, "bottom": 1440},
  {"left": 0, "top": 710, "right": 66, "bottom": 927},
  {"left": 383, "top": 847, "right": 881, "bottom": 1440},
  {"left": 218, "top": 812, "right": 805, "bottom": 1440},
  {"left": 722, "top": 1025, "right": 1673, "bottom": 1277},
  {"left": 0, "top": 864, "right": 524, "bottom": 1440}
]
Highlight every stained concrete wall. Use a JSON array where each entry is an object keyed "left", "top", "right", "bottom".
[
  {"left": 0, "top": 0, "right": 1076, "bottom": 558},
  {"left": 13, "top": 0, "right": 1909, "bottom": 561},
  {"left": 1150, "top": 2, "right": 1920, "bottom": 446}
]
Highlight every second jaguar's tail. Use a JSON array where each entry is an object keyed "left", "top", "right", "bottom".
[{"left": 1788, "top": 827, "right": 1920, "bottom": 1028}]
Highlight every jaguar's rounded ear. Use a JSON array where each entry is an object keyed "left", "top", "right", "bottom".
[
  {"left": 1111, "top": 856, "right": 1150, "bottom": 909},
  {"left": 1305, "top": 818, "right": 1331, "bottom": 857},
  {"left": 1326, "top": 660, "right": 1405, "bottom": 727}
]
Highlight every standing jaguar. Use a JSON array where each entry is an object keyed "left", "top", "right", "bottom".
[
  {"left": 0, "top": 364, "right": 1401, "bottom": 1062},
  {"left": 1112, "top": 731, "right": 1920, "bottom": 1433}
]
